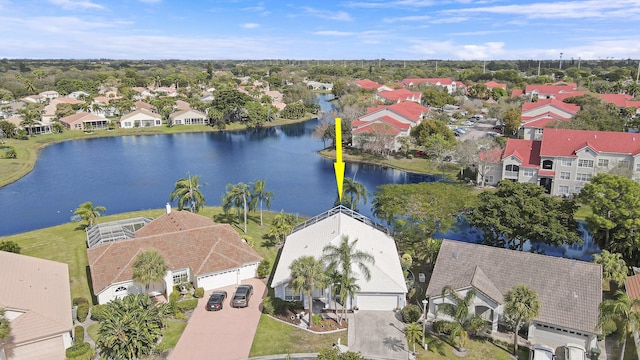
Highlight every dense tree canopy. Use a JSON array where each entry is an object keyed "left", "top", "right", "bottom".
[
  {"left": 410, "top": 119, "right": 456, "bottom": 146},
  {"left": 467, "top": 180, "right": 582, "bottom": 251},
  {"left": 580, "top": 173, "right": 640, "bottom": 265},
  {"left": 421, "top": 87, "right": 456, "bottom": 108},
  {"left": 556, "top": 94, "right": 626, "bottom": 132}
]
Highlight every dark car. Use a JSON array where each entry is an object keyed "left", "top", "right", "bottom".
[
  {"left": 205, "top": 291, "right": 228, "bottom": 311},
  {"left": 231, "top": 284, "right": 254, "bottom": 308}
]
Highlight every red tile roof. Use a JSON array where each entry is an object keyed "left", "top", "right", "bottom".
[
  {"left": 521, "top": 98, "right": 580, "bottom": 115},
  {"left": 600, "top": 93, "right": 638, "bottom": 108},
  {"left": 402, "top": 78, "right": 455, "bottom": 86},
  {"left": 367, "top": 101, "right": 428, "bottom": 122},
  {"left": 87, "top": 211, "right": 262, "bottom": 294},
  {"left": 540, "top": 128, "right": 640, "bottom": 157},
  {"left": 354, "top": 79, "right": 383, "bottom": 89},
  {"left": 59, "top": 111, "right": 106, "bottom": 127},
  {"left": 511, "top": 89, "right": 524, "bottom": 97},
  {"left": 353, "top": 122, "right": 401, "bottom": 135},
  {"left": 377, "top": 89, "right": 421, "bottom": 102},
  {"left": 525, "top": 84, "right": 579, "bottom": 96},
  {"left": 554, "top": 91, "right": 588, "bottom": 102},
  {"left": 521, "top": 114, "right": 569, "bottom": 128},
  {"left": 484, "top": 81, "right": 507, "bottom": 90},
  {"left": 353, "top": 115, "right": 411, "bottom": 132},
  {"left": 538, "top": 170, "right": 555, "bottom": 176},
  {"left": 626, "top": 274, "right": 640, "bottom": 303},
  {"left": 503, "top": 139, "right": 541, "bottom": 167}
]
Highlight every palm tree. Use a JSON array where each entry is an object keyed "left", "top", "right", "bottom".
[
  {"left": 73, "top": 201, "right": 106, "bottom": 227},
  {"left": 170, "top": 173, "right": 205, "bottom": 213},
  {"left": 448, "top": 322, "right": 468, "bottom": 351},
  {"left": 289, "top": 256, "right": 326, "bottom": 326},
  {"left": 438, "top": 285, "right": 476, "bottom": 325},
  {"left": 222, "top": 182, "right": 252, "bottom": 233},
  {"left": 334, "top": 177, "right": 367, "bottom": 211},
  {"left": 593, "top": 250, "right": 628, "bottom": 290},
  {"left": 0, "top": 308, "right": 10, "bottom": 343},
  {"left": 132, "top": 250, "right": 168, "bottom": 293},
  {"left": 338, "top": 275, "right": 360, "bottom": 324},
  {"left": 404, "top": 322, "right": 423, "bottom": 355},
  {"left": 267, "top": 210, "right": 296, "bottom": 245},
  {"left": 598, "top": 290, "right": 640, "bottom": 360},
  {"left": 97, "top": 293, "right": 170, "bottom": 360},
  {"left": 503, "top": 284, "right": 541, "bottom": 356},
  {"left": 250, "top": 179, "right": 273, "bottom": 226}
]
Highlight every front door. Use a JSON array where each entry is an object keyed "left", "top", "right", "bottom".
[{"left": 539, "top": 178, "right": 552, "bottom": 194}]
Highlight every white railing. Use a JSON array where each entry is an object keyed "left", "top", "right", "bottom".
[{"left": 291, "top": 205, "right": 389, "bottom": 235}]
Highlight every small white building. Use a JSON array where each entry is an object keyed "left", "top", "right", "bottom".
[
  {"left": 169, "top": 109, "right": 209, "bottom": 125},
  {"left": 119, "top": 108, "right": 163, "bottom": 128},
  {"left": 271, "top": 206, "right": 407, "bottom": 311}
]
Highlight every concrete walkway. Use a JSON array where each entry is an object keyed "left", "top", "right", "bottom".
[
  {"left": 347, "top": 310, "right": 410, "bottom": 360},
  {"left": 170, "top": 278, "right": 267, "bottom": 360}
]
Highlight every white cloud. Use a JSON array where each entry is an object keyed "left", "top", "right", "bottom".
[
  {"left": 313, "top": 30, "right": 354, "bottom": 36},
  {"left": 48, "top": 0, "right": 104, "bottom": 10},
  {"left": 242, "top": 23, "right": 261, "bottom": 29},
  {"left": 345, "top": 0, "right": 436, "bottom": 9},
  {"left": 301, "top": 7, "right": 352, "bottom": 21},
  {"left": 382, "top": 15, "right": 431, "bottom": 23},
  {"left": 447, "top": 0, "right": 640, "bottom": 19},
  {"left": 407, "top": 39, "right": 506, "bottom": 59}
]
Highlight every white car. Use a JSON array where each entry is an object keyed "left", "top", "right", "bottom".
[
  {"left": 530, "top": 344, "right": 556, "bottom": 360},
  {"left": 563, "top": 343, "right": 586, "bottom": 360}
]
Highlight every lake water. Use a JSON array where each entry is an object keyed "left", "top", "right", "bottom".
[{"left": 0, "top": 94, "right": 437, "bottom": 236}]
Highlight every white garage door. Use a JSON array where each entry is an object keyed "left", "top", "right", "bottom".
[
  {"left": 197, "top": 269, "right": 238, "bottom": 290},
  {"left": 355, "top": 294, "right": 399, "bottom": 311},
  {"left": 7, "top": 336, "right": 65, "bottom": 360},
  {"left": 533, "top": 326, "right": 589, "bottom": 349}
]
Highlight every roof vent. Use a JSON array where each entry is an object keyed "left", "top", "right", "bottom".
[
  {"left": 594, "top": 134, "right": 597, "bottom": 139},
  {"left": 452, "top": 251, "right": 459, "bottom": 259}
]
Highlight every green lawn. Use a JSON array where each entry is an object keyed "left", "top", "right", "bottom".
[
  {"left": 159, "top": 320, "right": 188, "bottom": 350},
  {"left": 249, "top": 314, "right": 346, "bottom": 357},
  {"left": 417, "top": 334, "right": 528, "bottom": 360},
  {"left": 87, "top": 323, "right": 99, "bottom": 343},
  {"left": 0, "top": 206, "right": 291, "bottom": 302}
]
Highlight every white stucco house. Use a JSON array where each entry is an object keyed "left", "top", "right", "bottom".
[
  {"left": 0, "top": 252, "right": 73, "bottom": 360},
  {"left": 169, "top": 109, "right": 209, "bottom": 125},
  {"left": 87, "top": 206, "right": 262, "bottom": 304},
  {"left": 119, "top": 108, "right": 163, "bottom": 128},
  {"left": 271, "top": 206, "right": 407, "bottom": 311},
  {"left": 426, "top": 240, "right": 602, "bottom": 350}
]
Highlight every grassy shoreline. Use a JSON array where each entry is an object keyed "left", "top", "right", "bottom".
[{"left": 0, "top": 114, "right": 317, "bottom": 189}]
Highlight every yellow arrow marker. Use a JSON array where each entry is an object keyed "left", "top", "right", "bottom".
[{"left": 334, "top": 118, "right": 345, "bottom": 202}]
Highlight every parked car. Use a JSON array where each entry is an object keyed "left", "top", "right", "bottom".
[
  {"left": 563, "top": 343, "right": 586, "bottom": 360},
  {"left": 231, "top": 284, "right": 254, "bottom": 308},
  {"left": 416, "top": 150, "right": 427, "bottom": 157},
  {"left": 530, "top": 344, "right": 555, "bottom": 360},
  {"left": 205, "top": 291, "right": 228, "bottom": 311}
]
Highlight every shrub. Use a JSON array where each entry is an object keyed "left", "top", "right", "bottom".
[
  {"left": 312, "top": 314, "right": 323, "bottom": 326},
  {"left": 65, "top": 342, "right": 91, "bottom": 358},
  {"left": 0, "top": 240, "right": 21, "bottom": 254},
  {"left": 73, "top": 297, "right": 89, "bottom": 306},
  {"left": 76, "top": 303, "right": 89, "bottom": 322},
  {"left": 90, "top": 304, "right": 107, "bottom": 321},
  {"left": 67, "top": 348, "right": 96, "bottom": 360},
  {"left": 169, "top": 290, "right": 180, "bottom": 303},
  {"left": 400, "top": 304, "right": 421, "bottom": 323},
  {"left": 176, "top": 299, "right": 198, "bottom": 313},
  {"left": 261, "top": 296, "right": 291, "bottom": 316},
  {"left": 257, "top": 259, "right": 271, "bottom": 278},
  {"left": 74, "top": 325, "right": 84, "bottom": 343},
  {"left": 432, "top": 320, "right": 456, "bottom": 335},
  {"left": 194, "top": 287, "right": 205, "bottom": 298},
  {"left": 5, "top": 148, "right": 16, "bottom": 159}
]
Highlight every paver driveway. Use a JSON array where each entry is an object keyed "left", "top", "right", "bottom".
[
  {"left": 347, "top": 310, "right": 410, "bottom": 360},
  {"left": 170, "top": 278, "right": 266, "bottom": 360}
]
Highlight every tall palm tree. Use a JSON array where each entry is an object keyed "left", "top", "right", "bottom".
[
  {"left": 438, "top": 285, "right": 476, "bottom": 325},
  {"left": 404, "top": 322, "right": 423, "bottom": 355},
  {"left": 250, "top": 179, "right": 273, "bottom": 226},
  {"left": 0, "top": 308, "right": 10, "bottom": 343},
  {"left": 132, "top": 250, "right": 168, "bottom": 293},
  {"left": 170, "top": 173, "right": 205, "bottom": 213},
  {"left": 598, "top": 291, "right": 640, "bottom": 360},
  {"left": 222, "top": 182, "right": 252, "bottom": 233},
  {"left": 593, "top": 250, "right": 628, "bottom": 290},
  {"left": 97, "top": 293, "right": 170, "bottom": 360},
  {"left": 289, "top": 256, "right": 327, "bottom": 326},
  {"left": 338, "top": 275, "right": 360, "bottom": 324},
  {"left": 267, "top": 210, "right": 296, "bottom": 245},
  {"left": 503, "top": 284, "right": 541, "bottom": 356},
  {"left": 73, "top": 201, "right": 106, "bottom": 227},
  {"left": 323, "top": 235, "right": 374, "bottom": 320},
  {"left": 334, "top": 177, "right": 367, "bottom": 211}
]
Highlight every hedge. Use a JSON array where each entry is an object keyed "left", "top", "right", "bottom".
[
  {"left": 66, "top": 348, "right": 96, "bottom": 360},
  {"left": 72, "top": 297, "right": 89, "bottom": 306},
  {"left": 176, "top": 299, "right": 198, "bottom": 313},
  {"left": 90, "top": 304, "right": 107, "bottom": 321},
  {"left": 194, "top": 287, "right": 205, "bottom": 298},
  {"left": 74, "top": 326, "right": 84, "bottom": 344},
  {"left": 261, "top": 296, "right": 303, "bottom": 316},
  {"left": 169, "top": 290, "right": 180, "bottom": 303},
  {"left": 65, "top": 342, "right": 91, "bottom": 358},
  {"left": 76, "top": 303, "right": 89, "bottom": 323},
  {"left": 432, "top": 320, "right": 456, "bottom": 335},
  {"left": 257, "top": 259, "right": 271, "bottom": 278},
  {"left": 401, "top": 304, "right": 421, "bottom": 323}
]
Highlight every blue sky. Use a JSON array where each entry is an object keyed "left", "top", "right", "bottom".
[{"left": 1, "top": 0, "right": 639, "bottom": 60}]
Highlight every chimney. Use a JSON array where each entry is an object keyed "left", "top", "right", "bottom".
[{"left": 166, "top": 203, "right": 171, "bottom": 214}]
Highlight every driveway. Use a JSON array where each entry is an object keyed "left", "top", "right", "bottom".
[
  {"left": 347, "top": 310, "right": 410, "bottom": 360},
  {"left": 170, "top": 278, "right": 266, "bottom": 360}
]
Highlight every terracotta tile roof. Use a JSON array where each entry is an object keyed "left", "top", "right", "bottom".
[
  {"left": 169, "top": 109, "right": 207, "bottom": 120},
  {"left": 503, "top": 139, "right": 541, "bottom": 167},
  {"left": 175, "top": 100, "right": 191, "bottom": 111},
  {"left": 377, "top": 89, "right": 421, "bottom": 102},
  {"left": 367, "top": 101, "right": 428, "bottom": 122},
  {"left": 479, "top": 146, "right": 504, "bottom": 161},
  {"left": 525, "top": 84, "right": 579, "bottom": 95},
  {"left": 521, "top": 99, "right": 580, "bottom": 115},
  {"left": 59, "top": 111, "right": 106, "bottom": 126},
  {"left": 354, "top": 79, "right": 382, "bottom": 89},
  {"left": 554, "top": 91, "right": 588, "bottom": 102},
  {"left": 353, "top": 122, "right": 401, "bottom": 135},
  {"left": 626, "top": 274, "right": 640, "bottom": 302},
  {"left": 511, "top": 89, "right": 524, "bottom": 97},
  {"left": 87, "top": 211, "right": 262, "bottom": 295},
  {"left": 540, "top": 128, "right": 640, "bottom": 157},
  {"left": 120, "top": 108, "right": 162, "bottom": 121},
  {"left": 484, "top": 81, "right": 507, "bottom": 90},
  {"left": 403, "top": 77, "right": 454, "bottom": 86},
  {"left": 426, "top": 240, "right": 602, "bottom": 334},
  {"left": 93, "top": 96, "right": 111, "bottom": 104},
  {"left": 135, "top": 100, "right": 155, "bottom": 111},
  {"left": 0, "top": 252, "right": 72, "bottom": 344},
  {"left": 600, "top": 93, "right": 636, "bottom": 107},
  {"left": 55, "top": 97, "right": 84, "bottom": 105}
]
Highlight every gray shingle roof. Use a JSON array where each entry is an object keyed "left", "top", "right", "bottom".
[{"left": 426, "top": 240, "right": 602, "bottom": 334}]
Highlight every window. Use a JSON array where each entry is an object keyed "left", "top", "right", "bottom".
[
  {"left": 636, "top": 163, "right": 640, "bottom": 172},
  {"left": 542, "top": 160, "right": 553, "bottom": 170},
  {"left": 561, "top": 159, "right": 573, "bottom": 167},
  {"left": 619, "top": 160, "right": 630, "bottom": 169},
  {"left": 576, "top": 173, "right": 592, "bottom": 181},
  {"left": 505, "top": 164, "right": 520, "bottom": 172},
  {"left": 523, "top": 169, "right": 535, "bottom": 176},
  {"left": 597, "top": 159, "right": 609, "bottom": 167},
  {"left": 578, "top": 159, "right": 594, "bottom": 168},
  {"left": 574, "top": 186, "right": 583, "bottom": 194},
  {"left": 285, "top": 286, "right": 302, "bottom": 301},
  {"left": 172, "top": 269, "right": 188, "bottom": 285},
  {"left": 486, "top": 175, "right": 494, "bottom": 183},
  {"left": 559, "top": 185, "right": 569, "bottom": 194},
  {"left": 124, "top": 122, "right": 131, "bottom": 127},
  {"left": 560, "top": 172, "right": 571, "bottom": 180}
]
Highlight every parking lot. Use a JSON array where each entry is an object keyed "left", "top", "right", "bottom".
[{"left": 452, "top": 117, "right": 500, "bottom": 141}]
